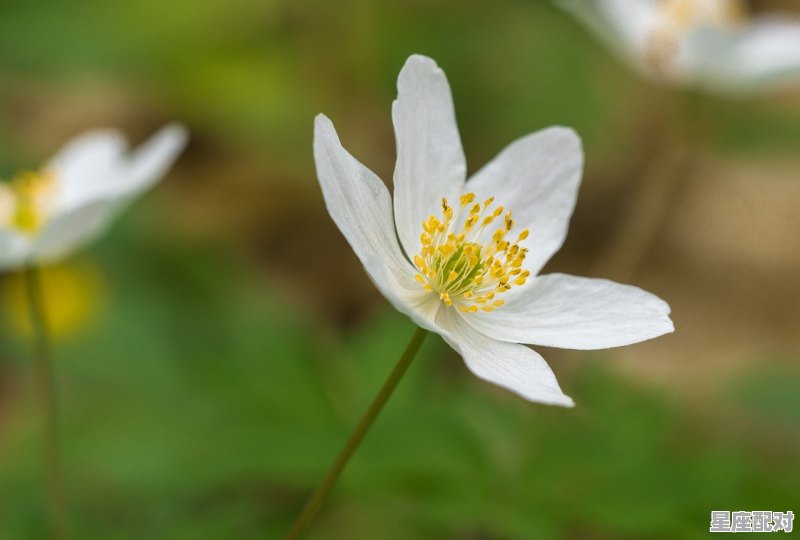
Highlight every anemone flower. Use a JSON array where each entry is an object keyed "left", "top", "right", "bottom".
[
  {"left": 0, "top": 124, "right": 188, "bottom": 269},
  {"left": 558, "top": 0, "right": 800, "bottom": 94},
  {"left": 314, "top": 54, "right": 673, "bottom": 407},
  {"left": 287, "top": 54, "right": 674, "bottom": 538},
  {"left": 1, "top": 123, "right": 186, "bottom": 540}
]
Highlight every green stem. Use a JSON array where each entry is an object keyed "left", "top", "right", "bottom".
[
  {"left": 24, "top": 265, "right": 68, "bottom": 540},
  {"left": 592, "top": 91, "right": 703, "bottom": 282},
  {"left": 283, "top": 326, "right": 428, "bottom": 540}
]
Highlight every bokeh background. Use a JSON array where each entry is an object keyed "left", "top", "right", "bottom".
[{"left": 1, "top": 1, "right": 799, "bottom": 538}]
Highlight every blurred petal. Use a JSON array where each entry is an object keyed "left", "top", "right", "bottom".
[
  {"left": 392, "top": 54, "right": 467, "bottom": 259},
  {"left": 47, "top": 130, "right": 128, "bottom": 209},
  {"left": 437, "top": 307, "right": 574, "bottom": 407},
  {"left": 49, "top": 124, "right": 187, "bottom": 210},
  {"left": 465, "top": 127, "right": 583, "bottom": 275},
  {"left": 314, "top": 114, "right": 441, "bottom": 332},
  {"left": 691, "top": 18, "right": 800, "bottom": 92},
  {"left": 465, "top": 273, "right": 674, "bottom": 350},
  {"left": 32, "top": 199, "right": 120, "bottom": 264},
  {"left": 557, "top": 0, "right": 659, "bottom": 67},
  {"left": 0, "top": 231, "right": 32, "bottom": 271},
  {"left": 120, "top": 123, "right": 188, "bottom": 196}
]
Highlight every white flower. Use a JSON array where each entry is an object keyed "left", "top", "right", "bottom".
[
  {"left": 0, "top": 124, "right": 187, "bottom": 270},
  {"left": 558, "top": 0, "right": 800, "bottom": 94},
  {"left": 313, "top": 55, "right": 673, "bottom": 407}
]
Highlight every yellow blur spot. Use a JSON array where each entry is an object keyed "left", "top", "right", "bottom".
[
  {"left": 2, "top": 261, "right": 106, "bottom": 341},
  {"left": 7, "top": 170, "right": 58, "bottom": 234}
]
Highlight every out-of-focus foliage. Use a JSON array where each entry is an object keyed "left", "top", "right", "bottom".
[
  {"left": 0, "top": 221, "right": 797, "bottom": 540},
  {"left": 1, "top": 0, "right": 799, "bottom": 539}
]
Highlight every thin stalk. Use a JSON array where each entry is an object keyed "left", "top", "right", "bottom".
[
  {"left": 284, "top": 326, "right": 428, "bottom": 540},
  {"left": 24, "top": 265, "right": 67, "bottom": 540},
  {"left": 592, "top": 144, "right": 694, "bottom": 282},
  {"left": 593, "top": 91, "right": 704, "bottom": 282}
]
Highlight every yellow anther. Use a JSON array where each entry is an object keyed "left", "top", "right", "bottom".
[
  {"left": 413, "top": 193, "right": 530, "bottom": 314},
  {"left": 460, "top": 193, "right": 476, "bottom": 206},
  {"left": 7, "top": 170, "right": 58, "bottom": 234},
  {"left": 517, "top": 229, "right": 529, "bottom": 241}
]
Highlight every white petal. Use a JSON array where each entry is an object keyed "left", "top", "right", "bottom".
[
  {"left": 557, "top": 0, "right": 660, "bottom": 68},
  {"left": 120, "top": 123, "right": 188, "bottom": 196},
  {"left": 392, "top": 54, "right": 467, "bottom": 260},
  {"left": 31, "top": 198, "right": 120, "bottom": 263},
  {"left": 437, "top": 307, "right": 574, "bottom": 407},
  {"left": 465, "top": 127, "right": 583, "bottom": 275},
  {"left": 687, "top": 19, "right": 800, "bottom": 93},
  {"left": 0, "top": 231, "right": 33, "bottom": 271},
  {"left": 48, "top": 124, "right": 187, "bottom": 210},
  {"left": 465, "top": 273, "right": 674, "bottom": 350},
  {"left": 314, "top": 114, "right": 441, "bottom": 332},
  {"left": 47, "top": 130, "right": 128, "bottom": 209},
  {"left": 31, "top": 199, "right": 126, "bottom": 262}
]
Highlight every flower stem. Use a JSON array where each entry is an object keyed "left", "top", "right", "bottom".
[
  {"left": 24, "top": 265, "right": 68, "bottom": 540},
  {"left": 592, "top": 144, "right": 694, "bottom": 282},
  {"left": 283, "top": 326, "right": 428, "bottom": 540},
  {"left": 593, "top": 92, "right": 703, "bottom": 282}
]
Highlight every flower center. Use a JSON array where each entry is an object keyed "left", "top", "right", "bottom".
[
  {"left": 0, "top": 170, "right": 58, "bottom": 234},
  {"left": 645, "top": 0, "right": 746, "bottom": 74},
  {"left": 413, "top": 193, "right": 530, "bottom": 314}
]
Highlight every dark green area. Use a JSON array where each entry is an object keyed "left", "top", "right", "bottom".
[{"left": 0, "top": 219, "right": 797, "bottom": 539}]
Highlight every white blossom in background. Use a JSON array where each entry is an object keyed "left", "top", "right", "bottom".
[
  {"left": 313, "top": 54, "right": 673, "bottom": 407},
  {"left": 0, "top": 124, "right": 187, "bottom": 270},
  {"left": 557, "top": 0, "right": 800, "bottom": 94}
]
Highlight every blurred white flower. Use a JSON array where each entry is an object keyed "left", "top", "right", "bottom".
[
  {"left": 0, "top": 124, "right": 187, "bottom": 270},
  {"left": 558, "top": 0, "right": 800, "bottom": 94},
  {"left": 313, "top": 54, "right": 673, "bottom": 407}
]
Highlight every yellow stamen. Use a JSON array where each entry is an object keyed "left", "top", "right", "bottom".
[
  {"left": 412, "top": 192, "right": 532, "bottom": 314},
  {"left": 3, "top": 170, "right": 58, "bottom": 234}
]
